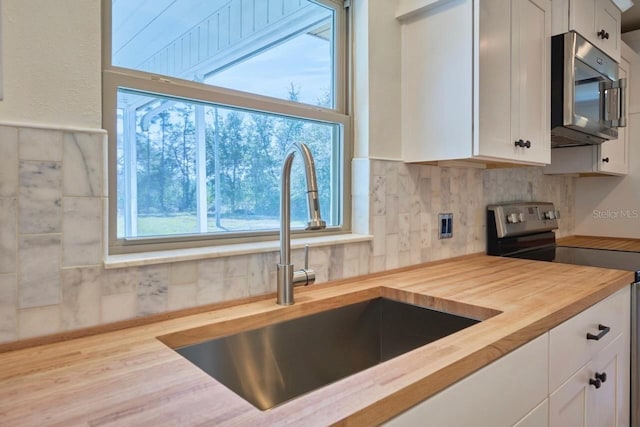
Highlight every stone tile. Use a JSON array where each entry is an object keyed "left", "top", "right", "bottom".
[
  {"left": 385, "top": 234, "right": 399, "bottom": 270},
  {"left": 18, "top": 235, "right": 61, "bottom": 308},
  {"left": 224, "top": 255, "right": 249, "bottom": 278},
  {"left": 328, "top": 246, "right": 344, "bottom": 281},
  {"left": 358, "top": 242, "right": 371, "bottom": 276},
  {"left": 62, "top": 197, "right": 102, "bottom": 267},
  {"left": 196, "top": 258, "right": 225, "bottom": 305},
  {"left": 385, "top": 195, "right": 399, "bottom": 234},
  {"left": 101, "top": 292, "right": 137, "bottom": 324},
  {"left": 61, "top": 266, "right": 102, "bottom": 329},
  {"left": 169, "top": 261, "right": 198, "bottom": 286},
  {"left": 0, "top": 274, "right": 17, "bottom": 343},
  {"left": 371, "top": 159, "right": 386, "bottom": 176},
  {"left": 18, "top": 128, "right": 63, "bottom": 161},
  {"left": 136, "top": 265, "right": 169, "bottom": 316},
  {"left": 0, "top": 198, "right": 17, "bottom": 274},
  {"left": 385, "top": 162, "right": 399, "bottom": 196},
  {"left": 370, "top": 255, "right": 386, "bottom": 273},
  {"left": 420, "top": 213, "right": 432, "bottom": 249},
  {"left": 398, "top": 213, "right": 410, "bottom": 251},
  {"left": 372, "top": 215, "right": 386, "bottom": 256},
  {"left": 63, "top": 132, "right": 105, "bottom": 197},
  {"left": 0, "top": 126, "right": 18, "bottom": 197},
  {"left": 19, "top": 161, "right": 62, "bottom": 234},
  {"left": 372, "top": 175, "right": 386, "bottom": 216},
  {"left": 247, "top": 253, "right": 273, "bottom": 296},
  {"left": 398, "top": 250, "right": 412, "bottom": 268},
  {"left": 103, "top": 267, "right": 138, "bottom": 295},
  {"left": 18, "top": 305, "right": 61, "bottom": 339},
  {"left": 168, "top": 283, "right": 197, "bottom": 311}
]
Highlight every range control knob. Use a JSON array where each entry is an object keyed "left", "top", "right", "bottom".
[
  {"left": 544, "top": 211, "right": 556, "bottom": 220},
  {"left": 518, "top": 213, "right": 525, "bottom": 223},
  {"left": 507, "top": 213, "right": 519, "bottom": 224}
]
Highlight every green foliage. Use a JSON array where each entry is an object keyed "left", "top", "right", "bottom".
[{"left": 128, "top": 86, "right": 336, "bottom": 235}]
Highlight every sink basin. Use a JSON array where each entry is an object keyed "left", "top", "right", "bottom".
[{"left": 173, "top": 297, "right": 481, "bottom": 410}]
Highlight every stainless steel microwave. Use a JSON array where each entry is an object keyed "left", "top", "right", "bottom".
[{"left": 551, "top": 31, "right": 626, "bottom": 147}]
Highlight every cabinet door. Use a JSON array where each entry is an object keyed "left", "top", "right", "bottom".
[
  {"left": 549, "top": 363, "right": 596, "bottom": 427},
  {"left": 594, "top": 0, "right": 621, "bottom": 61},
  {"left": 514, "top": 399, "right": 549, "bottom": 427},
  {"left": 510, "top": 0, "right": 550, "bottom": 164},
  {"left": 571, "top": 0, "right": 597, "bottom": 46},
  {"left": 384, "top": 334, "right": 548, "bottom": 427},
  {"left": 600, "top": 57, "right": 629, "bottom": 175},
  {"left": 477, "top": 0, "right": 511, "bottom": 159},
  {"left": 570, "top": 0, "right": 620, "bottom": 61},
  {"left": 592, "top": 334, "right": 630, "bottom": 427}
]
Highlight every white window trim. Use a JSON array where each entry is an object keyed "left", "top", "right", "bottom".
[{"left": 102, "top": 0, "right": 353, "bottom": 255}]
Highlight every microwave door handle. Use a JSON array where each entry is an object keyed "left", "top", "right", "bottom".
[
  {"left": 617, "top": 77, "right": 627, "bottom": 128},
  {"left": 601, "top": 80, "right": 613, "bottom": 125}
]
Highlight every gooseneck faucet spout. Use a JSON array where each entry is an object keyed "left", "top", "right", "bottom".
[{"left": 277, "top": 142, "right": 326, "bottom": 306}]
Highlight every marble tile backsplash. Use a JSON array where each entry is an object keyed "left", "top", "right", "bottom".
[{"left": 0, "top": 124, "right": 576, "bottom": 343}]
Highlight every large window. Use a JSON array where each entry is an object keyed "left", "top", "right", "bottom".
[{"left": 104, "top": 0, "right": 351, "bottom": 253}]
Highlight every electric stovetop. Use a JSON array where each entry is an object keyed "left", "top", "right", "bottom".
[{"left": 509, "top": 245, "right": 640, "bottom": 281}]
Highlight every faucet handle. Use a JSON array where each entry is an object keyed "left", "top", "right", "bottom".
[{"left": 304, "top": 245, "right": 310, "bottom": 270}]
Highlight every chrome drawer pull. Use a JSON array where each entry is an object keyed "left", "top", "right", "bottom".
[{"left": 586, "top": 324, "right": 610, "bottom": 341}]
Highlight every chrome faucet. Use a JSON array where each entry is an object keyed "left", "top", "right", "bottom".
[{"left": 277, "top": 142, "right": 326, "bottom": 306}]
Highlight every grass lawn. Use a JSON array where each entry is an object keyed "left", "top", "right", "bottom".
[{"left": 118, "top": 214, "right": 307, "bottom": 236}]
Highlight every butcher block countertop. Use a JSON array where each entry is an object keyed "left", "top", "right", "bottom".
[
  {"left": 0, "top": 253, "right": 635, "bottom": 426},
  {"left": 558, "top": 235, "right": 640, "bottom": 251}
]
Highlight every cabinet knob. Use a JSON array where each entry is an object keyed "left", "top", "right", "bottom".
[
  {"left": 515, "top": 139, "right": 531, "bottom": 148},
  {"left": 595, "top": 372, "right": 607, "bottom": 383},
  {"left": 590, "top": 378, "right": 602, "bottom": 389},
  {"left": 602, "top": 157, "right": 610, "bottom": 163},
  {"left": 597, "top": 29, "right": 610, "bottom": 40}
]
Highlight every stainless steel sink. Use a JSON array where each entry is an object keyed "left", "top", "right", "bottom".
[{"left": 174, "top": 297, "right": 481, "bottom": 410}]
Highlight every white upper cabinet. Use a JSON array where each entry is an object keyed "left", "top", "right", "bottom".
[
  {"left": 399, "top": 0, "right": 551, "bottom": 167},
  {"left": 553, "top": 0, "right": 622, "bottom": 61}
]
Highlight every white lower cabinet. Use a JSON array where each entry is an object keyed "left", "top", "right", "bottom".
[
  {"left": 385, "top": 287, "right": 630, "bottom": 427},
  {"left": 549, "top": 362, "right": 594, "bottom": 427},
  {"left": 514, "top": 399, "right": 549, "bottom": 427},
  {"left": 549, "top": 334, "right": 629, "bottom": 427},
  {"left": 548, "top": 287, "right": 630, "bottom": 427},
  {"left": 384, "top": 334, "right": 549, "bottom": 427}
]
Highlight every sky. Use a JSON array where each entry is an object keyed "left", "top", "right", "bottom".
[{"left": 206, "top": 33, "right": 332, "bottom": 107}]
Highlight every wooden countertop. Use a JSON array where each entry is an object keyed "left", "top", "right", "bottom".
[
  {"left": 558, "top": 235, "right": 640, "bottom": 252},
  {"left": 0, "top": 253, "right": 634, "bottom": 426}
]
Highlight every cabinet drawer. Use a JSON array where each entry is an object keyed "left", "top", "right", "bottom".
[{"left": 549, "top": 287, "right": 629, "bottom": 391}]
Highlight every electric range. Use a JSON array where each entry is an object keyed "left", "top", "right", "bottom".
[{"left": 486, "top": 201, "right": 640, "bottom": 426}]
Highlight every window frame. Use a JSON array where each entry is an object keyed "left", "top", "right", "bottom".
[{"left": 102, "top": 0, "right": 352, "bottom": 254}]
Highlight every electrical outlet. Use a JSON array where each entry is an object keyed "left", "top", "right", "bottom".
[{"left": 438, "top": 213, "right": 453, "bottom": 239}]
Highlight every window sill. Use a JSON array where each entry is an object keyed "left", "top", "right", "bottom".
[{"left": 104, "top": 233, "right": 373, "bottom": 269}]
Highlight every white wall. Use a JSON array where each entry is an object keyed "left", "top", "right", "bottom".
[
  {"left": 574, "top": 42, "right": 640, "bottom": 238},
  {"left": 0, "top": 0, "right": 101, "bottom": 129}
]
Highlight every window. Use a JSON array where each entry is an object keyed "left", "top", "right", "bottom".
[{"left": 103, "top": 0, "right": 351, "bottom": 253}]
